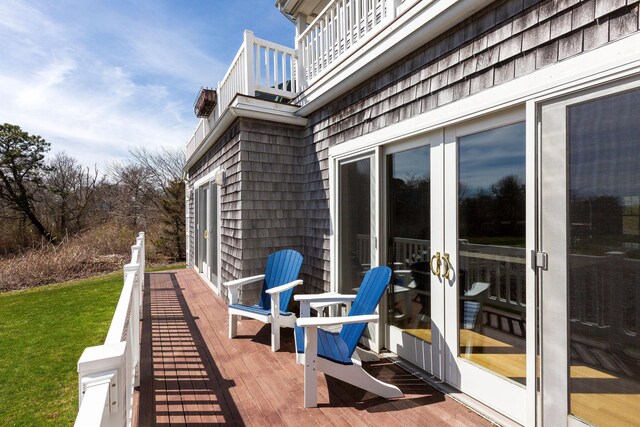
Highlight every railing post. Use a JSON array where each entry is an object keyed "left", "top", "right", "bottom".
[
  {"left": 295, "top": 14, "right": 308, "bottom": 91},
  {"left": 137, "top": 233, "right": 145, "bottom": 283},
  {"left": 385, "top": 0, "right": 401, "bottom": 20},
  {"left": 124, "top": 263, "right": 141, "bottom": 389},
  {"left": 137, "top": 233, "right": 145, "bottom": 321},
  {"left": 216, "top": 81, "right": 222, "bottom": 117},
  {"left": 243, "top": 30, "right": 255, "bottom": 97},
  {"left": 77, "top": 342, "right": 127, "bottom": 427}
]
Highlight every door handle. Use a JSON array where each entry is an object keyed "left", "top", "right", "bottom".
[
  {"left": 430, "top": 252, "right": 441, "bottom": 278},
  {"left": 442, "top": 253, "right": 452, "bottom": 280}
]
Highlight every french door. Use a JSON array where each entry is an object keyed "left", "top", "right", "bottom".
[
  {"left": 540, "top": 79, "right": 640, "bottom": 426},
  {"left": 195, "top": 181, "right": 219, "bottom": 288},
  {"left": 385, "top": 109, "right": 528, "bottom": 424},
  {"left": 385, "top": 134, "right": 445, "bottom": 377}
]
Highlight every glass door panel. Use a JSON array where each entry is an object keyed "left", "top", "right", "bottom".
[
  {"left": 541, "top": 82, "right": 640, "bottom": 426},
  {"left": 441, "top": 114, "right": 527, "bottom": 424},
  {"left": 567, "top": 89, "right": 640, "bottom": 426},
  {"left": 457, "top": 122, "right": 527, "bottom": 385},
  {"left": 201, "top": 186, "right": 209, "bottom": 275},
  {"left": 387, "top": 146, "right": 432, "bottom": 342},
  {"left": 209, "top": 182, "right": 218, "bottom": 285},
  {"left": 196, "top": 186, "right": 209, "bottom": 274},
  {"left": 194, "top": 188, "right": 200, "bottom": 269},
  {"left": 339, "top": 157, "right": 373, "bottom": 294}
]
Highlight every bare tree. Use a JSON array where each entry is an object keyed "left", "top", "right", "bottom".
[
  {"left": 107, "top": 162, "right": 158, "bottom": 228},
  {"left": 129, "top": 146, "right": 184, "bottom": 192},
  {"left": 44, "top": 152, "right": 102, "bottom": 235},
  {"left": 128, "top": 146, "right": 186, "bottom": 260}
]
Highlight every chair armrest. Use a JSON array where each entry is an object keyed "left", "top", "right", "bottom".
[
  {"left": 294, "top": 293, "right": 357, "bottom": 303},
  {"left": 296, "top": 314, "right": 378, "bottom": 328},
  {"left": 222, "top": 274, "right": 265, "bottom": 288},
  {"left": 265, "top": 279, "right": 303, "bottom": 295}
]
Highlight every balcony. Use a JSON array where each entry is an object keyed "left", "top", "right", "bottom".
[
  {"left": 185, "top": 0, "right": 487, "bottom": 159},
  {"left": 186, "top": 31, "right": 299, "bottom": 159},
  {"left": 297, "top": 0, "right": 399, "bottom": 89}
]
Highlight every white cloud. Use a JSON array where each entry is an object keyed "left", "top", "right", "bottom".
[
  {"left": 0, "top": 0, "right": 295, "bottom": 171},
  {"left": 0, "top": 0, "right": 229, "bottom": 171}
]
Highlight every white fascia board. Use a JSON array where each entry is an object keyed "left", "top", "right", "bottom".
[
  {"left": 277, "top": 0, "right": 325, "bottom": 18},
  {"left": 184, "top": 95, "right": 308, "bottom": 172},
  {"left": 232, "top": 96, "right": 308, "bottom": 125},
  {"left": 296, "top": 0, "right": 495, "bottom": 116},
  {"left": 329, "top": 33, "right": 640, "bottom": 158}
]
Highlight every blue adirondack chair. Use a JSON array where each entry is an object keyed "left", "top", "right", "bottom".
[
  {"left": 293, "top": 266, "right": 403, "bottom": 407},
  {"left": 222, "top": 249, "right": 303, "bottom": 352}
]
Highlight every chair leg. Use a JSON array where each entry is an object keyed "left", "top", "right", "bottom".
[
  {"left": 304, "top": 325, "right": 318, "bottom": 408},
  {"left": 321, "top": 359, "right": 403, "bottom": 399},
  {"left": 270, "top": 292, "right": 281, "bottom": 352},
  {"left": 271, "top": 322, "right": 280, "bottom": 352},
  {"left": 229, "top": 313, "right": 237, "bottom": 339}
]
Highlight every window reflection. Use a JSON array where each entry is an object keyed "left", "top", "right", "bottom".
[
  {"left": 458, "top": 122, "right": 527, "bottom": 385},
  {"left": 568, "top": 89, "right": 640, "bottom": 425},
  {"left": 387, "top": 146, "right": 431, "bottom": 341},
  {"left": 339, "top": 159, "right": 371, "bottom": 294}
]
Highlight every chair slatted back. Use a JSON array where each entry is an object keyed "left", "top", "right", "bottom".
[
  {"left": 339, "top": 266, "right": 392, "bottom": 357},
  {"left": 259, "top": 249, "right": 303, "bottom": 311}
]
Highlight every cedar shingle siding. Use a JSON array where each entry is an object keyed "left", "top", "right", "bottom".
[
  {"left": 188, "top": 0, "right": 640, "bottom": 294},
  {"left": 188, "top": 119, "right": 306, "bottom": 300}
]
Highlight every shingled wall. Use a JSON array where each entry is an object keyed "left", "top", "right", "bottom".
[
  {"left": 187, "top": 0, "right": 640, "bottom": 296},
  {"left": 299, "top": 0, "right": 640, "bottom": 293},
  {"left": 187, "top": 117, "right": 306, "bottom": 301},
  {"left": 187, "top": 121, "right": 242, "bottom": 282},
  {"left": 234, "top": 119, "right": 306, "bottom": 276}
]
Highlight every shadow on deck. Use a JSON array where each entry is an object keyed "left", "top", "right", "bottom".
[{"left": 137, "top": 268, "right": 490, "bottom": 426}]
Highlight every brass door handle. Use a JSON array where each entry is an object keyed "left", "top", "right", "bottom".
[
  {"left": 430, "top": 252, "right": 441, "bottom": 278},
  {"left": 442, "top": 253, "right": 452, "bottom": 280}
]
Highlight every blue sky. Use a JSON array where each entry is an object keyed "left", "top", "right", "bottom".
[{"left": 0, "top": 0, "right": 294, "bottom": 169}]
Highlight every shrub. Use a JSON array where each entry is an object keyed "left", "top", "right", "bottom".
[{"left": 0, "top": 222, "right": 171, "bottom": 292}]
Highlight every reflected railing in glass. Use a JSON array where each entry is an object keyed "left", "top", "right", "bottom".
[
  {"left": 458, "top": 242, "right": 527, "bottom": 385},
  {"left": 386, "top": 235, "right": 529, "bottom": 352},
  {"left": 388, "top": 237, "right": 432, "bottom": 341}
]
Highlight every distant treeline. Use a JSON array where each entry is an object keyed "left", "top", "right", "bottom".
[{"left": 0, "top": 123, "right": 185, "bottom": 261}]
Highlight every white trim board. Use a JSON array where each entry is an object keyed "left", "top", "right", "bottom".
[
  {"left": 328, "top": 33, "right": 640, "bottom": 158},
  {"left": 192, "top": 265, "right": 220, "bottom": 296},
  {"left": 193, "top": 166, "right": 222, "bottom": 189},
  {"left": 184, "top": 95, "right": 308, "bottom": 172}
]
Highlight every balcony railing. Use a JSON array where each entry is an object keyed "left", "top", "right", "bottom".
[
  {"left": 297, "top": 0, "right": 414, "bottom": 89},
  {"left": 186, "top": 31, "right": 298, "bottom": 160},
  {"left": 75, "top": 232, "right": 145, "bottom": 427}
]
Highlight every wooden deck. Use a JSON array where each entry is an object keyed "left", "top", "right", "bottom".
[{"left": 137, "top": 269, "right": 492, "bottom": 426}]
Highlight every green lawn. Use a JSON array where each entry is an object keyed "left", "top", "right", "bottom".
[{"left": 0, "top": 264, "right": 184, "bottom": 426}]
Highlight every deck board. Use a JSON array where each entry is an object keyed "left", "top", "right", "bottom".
[{"left": 137, "top": 269, "right": 491, "bottom": 426}]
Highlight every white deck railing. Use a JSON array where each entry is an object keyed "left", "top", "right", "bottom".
[
  {"left": 187, "top": 31, "right": 298, "bottom": 159},
  {"left": 297, "top": 0, "right": 411, "bottom": 89},
  {"left": 186, "top": 118, "right": 210, "bottom": 162},
  {"left": 75, "top": 232, "right": 145, "bottom": 427},
  {"left": 370, "top": 235, "right": 528, "bottom": 317}
]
